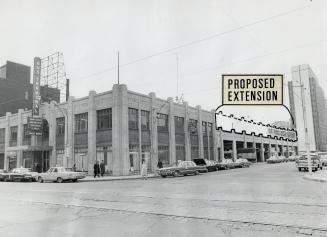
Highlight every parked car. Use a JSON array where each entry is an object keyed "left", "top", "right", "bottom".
[
  {"left": 193, "top": 158, "right": 216, "bottom": 172},
  {"left": 158, "top": 161, "right": 207, "bottom": 177},
  {"left": 11, "top": 168, "right": 38, "bottom": 181},
  {"left": 217, "top": 159, "right": 236, "bottom": 170},
  {"left": 235, "top": 158, "right": 251, "bottom": 168},
  {"left": 277, "top": 156, "right": 286, "bottom": 163},
  {"left": 296, "top": 154, "right": 322, "bottom": 172},
  {"left": 267, "top": 156, "right": 279, "bottom": 164},
  {"left": 37, "top": 167, "right": 86, "bottom": 183},
  {"left": 318, "top": 152, "right": 327, "bottom": 167},
  {"left": 286, "top": 155, "right": 297, "bottom": 162},
  {"left": 0, "top": 169, "right": 33, "bottom": 182}
]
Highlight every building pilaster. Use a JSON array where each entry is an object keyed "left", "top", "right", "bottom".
[
  {"left": 88, "top": 91, "right": 97, "bottom": 174},
  {"left": 17, "top": 109, "right": 23, "bottom": 168},
  {"left": 211, "top": 110, "right": 218, "bottom": 161},
  {"left": 4, "top": 112, "right": 11, "bottom": 170},
  {"left": 112, "top": 84, "right": 129, "bottom": 175},
  {"left": 184, "top": 102, "right": 191, "bottom": 161},
  {"left": 67, "top": 96, "right": 75, "bottom": 168},
  {"left": 149, "top": 92, "right": 158, "bottom": 171},
  {"left": 48, "top": 102, "right": 57, "bottom": 167},
  {"left": 168, "top": 98, "right": 176, "bottom": 164},
  {"left": 197, "top": 105, "right": 204, "bottom": 158}
]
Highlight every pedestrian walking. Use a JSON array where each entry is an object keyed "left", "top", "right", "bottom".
[
  {"left": 100, "top": 160, "right": 105, "bottom": 177},
  {"left": 157, "top": 160, "right": 163, "bottom": 169},
  {"left": 72, "top": 163, "right": 76, "bottom": 172},
  {"left": 93, "top": 161, "right": 100, "bottom": 178},
  {"left": 141, "top": 159, "right": 148, "bottom": 180}
]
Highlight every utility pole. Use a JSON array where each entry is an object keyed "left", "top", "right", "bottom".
[
  {"left": 117, "top": 51, "right": 120, "bottom": 85},
  {"left": 298, "top": 65, "right": 312, "bottom": 174}
]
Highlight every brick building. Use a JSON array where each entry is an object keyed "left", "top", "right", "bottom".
[{"left": 0, "top": 61, "right": 60, "bottom": 117}]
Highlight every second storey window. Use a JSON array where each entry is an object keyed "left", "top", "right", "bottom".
[
  {"left": 175, "top": 116, "right": 184, "bottom": 133},
  {"left": 141, "top": 110, "right": 150, "bottom": 130},
  {"left": 202, "top": 121, "right": 207, "bottom": 135},
  {"left": 56, "top": 117, "right": 65, "bottom": 135},
  {"left": 0, "top": 128, "right": 5, "bottom": 144},
  {"left": 157, "top": 113, "right": 168, "bottom": 132},
  {"left": 188, "top": 119, "right": 198, "bottom": 134},
  {"left": 10, "top": 126, "right": 18, "bottom": 141},
  {"left": 23, "top": 124, "right": 31, "bottom": 140},
  {"left": 128, "top": 108, "right": 138, "bottom": 129},
  {"left": 97, "top": 108, "right": 112, "bottom": 130},
  {"left": 75, "top": 113, "right": 88, "bottom": 133}
]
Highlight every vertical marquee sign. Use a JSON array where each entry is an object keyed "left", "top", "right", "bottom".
[
  {"left": 29, "top": 57, "right": 43, "bottom": 136},
  {"left": 33, "top": 57, "right": 42, "bottom": 116}
]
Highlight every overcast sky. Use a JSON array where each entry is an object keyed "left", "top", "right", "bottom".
[{"left": 0, "top": 0, "right": 326, "bottom": 123}]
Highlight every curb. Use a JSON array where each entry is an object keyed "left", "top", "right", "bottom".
[
  {"left": 303, "top": 175, "right": 327, "bottom": 183},
  {"left": 79, "top": 175, "right": 159, "bottom": 183}
]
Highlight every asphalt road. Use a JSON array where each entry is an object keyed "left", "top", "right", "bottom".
[{"left": 0, "top": 163, "right": 327, "bottom": 237}]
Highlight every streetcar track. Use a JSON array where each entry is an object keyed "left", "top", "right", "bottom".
[{"left": 3, "top": 197, "right": 327, "bottom": 234}]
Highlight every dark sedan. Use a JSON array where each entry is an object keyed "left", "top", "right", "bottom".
[
  {"left": 193, "top": 158, "right": 217, "bottom": 172},
  {"left": 158, "top": 161, "right": 207, "bottom": 177},
  {"left": 0, "top": 169, "right": 33, "bottom": 182}
]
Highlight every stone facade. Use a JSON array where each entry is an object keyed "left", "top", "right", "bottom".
[{"left": 0, "top": 84, "right": 298, "bottom": 175}]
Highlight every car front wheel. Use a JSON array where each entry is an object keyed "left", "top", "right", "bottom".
[
  {"left": 194, "top": 171, "right": 199, "bottom": 175},
  {"left": 57, "top": 177, "right": 63, "bottom": 183},
  {"left": 38, "top": 177, "right": 43, "bottom": 183}
]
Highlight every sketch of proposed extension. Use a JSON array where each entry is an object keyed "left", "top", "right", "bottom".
[{"left": 216, "top": 74, "right": 297, "bottom": 142}]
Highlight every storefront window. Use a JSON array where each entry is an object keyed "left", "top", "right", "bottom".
[{"left": 158, "top": 145, "right": 169, "bottom": 164}]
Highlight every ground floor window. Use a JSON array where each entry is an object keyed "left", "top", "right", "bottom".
[
  {"left": 96, "top": 146, "right": 113, "bottom": 174},
  {"left": 23, "top": 151, "right": 33, "bottom": 168},
  {"left": 0, "top": 153, "right": 4, "bottom": 169},
  {"left": 129, "top": 145, "right": 138, "bottom": 172},
  {"left": 74, "top": 147, "right": 88, "bottom": 172},
  {"left": 210, "top": 147, "right": 214, "bottom": 160},
  {"left": 204, "top": 147, "right": 209, "bottom": 159},
  {"left": 56, "top": 149, "right": 66, "bottom": 167},
  {"left": 191, "top": 146, "right": 199, "bottom": 159},
  {"left": 141, "top": 145, "right": 151, "bottom": 171},
  {"left": 176, "top": 145, "right": 185, "bottom": 162},
  {"left": 158, "top": 145, "right": 169, "bottom": 165}
]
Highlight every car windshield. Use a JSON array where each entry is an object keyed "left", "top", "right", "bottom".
[{"left": 64, "top": 168, "right": 73, "bottom": 172}]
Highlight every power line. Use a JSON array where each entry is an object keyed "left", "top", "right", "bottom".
[{"left": 76, "top": 3, "right": 311, "bottom": 80}]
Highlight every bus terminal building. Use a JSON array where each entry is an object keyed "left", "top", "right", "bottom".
[{"left": 0, "top": 84, "right": 298, "bottom": 175}]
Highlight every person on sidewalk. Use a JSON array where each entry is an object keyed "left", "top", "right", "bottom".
[
  {"left": 157, "top": 160, "right": 163, "bottom": 169},
  {"left": 141, "top": 159, "right": 148, "bottom": 180},
  {"left": 100, "top": 160, "right": 105, "bottom": 177},
  {"left": 93, "top": 161, "right": 100, "bottom": 178}
]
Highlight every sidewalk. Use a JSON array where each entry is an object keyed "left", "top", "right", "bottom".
[
  {"left": 303, "top": 169, "right": 327, "bottom": 183},
  {"left": 79, "top": 173, "right": 158, "bottom": 182}
]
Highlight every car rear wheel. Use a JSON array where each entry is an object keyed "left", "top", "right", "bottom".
[
  {"left": 161, "top": 175, "right": 167, "bottom": 178},
  {"left": 57, "top": 177, "right": 63, "bottom": 183},
  {"left": 173, "top": 171, "right": 179, "bottom": 177},
  {"left": 194, "top": 171, "right": 199, "bottom": 175},
  {"left": 38, "top": 177, "right": 43, "bottom": 183}
]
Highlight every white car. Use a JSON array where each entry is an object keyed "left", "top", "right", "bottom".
[
  {"left": 37, "top": 167, "right": 86, "bottom": 183},
  {"left": 11, "top": 168, "right": 39, "bottom": 181}
]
